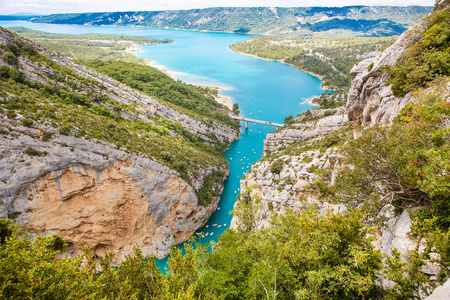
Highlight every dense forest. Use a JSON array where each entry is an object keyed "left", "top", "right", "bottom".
[
  {"left": 230, "top": 36, "right": 392, "bottom": 93},
  {"left": 81, "top": 60, "right": 238, "bottom": 132}
]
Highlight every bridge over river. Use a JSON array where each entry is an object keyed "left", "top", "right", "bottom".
[{"left": 230, "top": 115, "right": 284, "bottom": 128}]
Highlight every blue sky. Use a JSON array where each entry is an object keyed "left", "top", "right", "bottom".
[{"left": 1, "top": 0, "right": 435, "bottom": 15}]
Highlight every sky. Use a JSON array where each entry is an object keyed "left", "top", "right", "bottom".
[{"left": 1, "top": 0, "right": 435, "bottom": 15}]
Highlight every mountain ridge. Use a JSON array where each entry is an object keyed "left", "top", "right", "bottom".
[{"left": 30, "top": 6, "right": 433, "bottom": 37}]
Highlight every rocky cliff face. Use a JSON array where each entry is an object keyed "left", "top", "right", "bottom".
[
  {"left": 0, "top": 29, "right": 238, "bottom": 147},
  {"left": 346, "top": 23, "right": 426, "bottom": 126},
  {"left": 0, "top": 128, "right": 221, "bottom": 262},
  {"left": 231, "top": 109, "right": 347, "bottom": 230},
  {"left": 0, "top": 27, "right": 238, "bottom": 263}
]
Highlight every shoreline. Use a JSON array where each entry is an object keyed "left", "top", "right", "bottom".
[
  {"left": 307, "top": 96, "right": 321, "bottom": 107},
  {"left": 228, "top": 48, "right": 337, "bottom": 92},
  {"left": 195, "top": 85, "right": 233, "bottom": 110}
]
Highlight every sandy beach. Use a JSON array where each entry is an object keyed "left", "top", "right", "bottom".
[{"left": 196, "top": 85, "right": 233, "bottom": 110}]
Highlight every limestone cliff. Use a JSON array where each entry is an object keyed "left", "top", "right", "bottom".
[
  {"left": 232, "top": 8, "right": 448, "bottom": 286},
  {"left": 0, "top": 27, "right": 238, "bottom": 263},
  {"left": 0, "top": 130, "right": 221, "bottom": 262},
  {"left": 346, "top": 22, "right": 426, "bottom": 126},
  {"left": 231, "top": 108, "right": 347, "bottom": 230}
]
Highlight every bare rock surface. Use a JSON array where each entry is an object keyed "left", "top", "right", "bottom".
[
  {"left": 346, "top": 23, "right": 426, "bottom": 126},
  {"left": 231, "top": 108, "right": 346, "bottom": 230},
  {"left": 264, "top": 107, "right": 347, "bottom": 152},
  {"left": 0, "top": 128, "right": 223, "bottom": 263}
]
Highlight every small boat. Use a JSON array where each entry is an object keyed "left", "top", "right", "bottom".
[
  {"left": 206, "top": 225, "right": 209, "bottom": 228},
  {"left": 217, "top": 207, "right": 220, "bottom": 210},
  {"left": 205, "top": 233, "right": 209, "bottom": 236},
  {"left": 213, "top": 224, "right": 217, "bottom": 227},
  {"left": 224, "top": 224, "right": 227, "bottom": 226},
  {"left": 218, "top": 225, "right": 222, "bottom": 228}
]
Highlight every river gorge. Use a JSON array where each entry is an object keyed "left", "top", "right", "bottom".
[{"left": 0, "top": 20, "right": 325, "bottom": 266}]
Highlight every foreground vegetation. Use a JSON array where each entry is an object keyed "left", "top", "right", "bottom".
[
  {"left": 1, "top": 204, "right": 444, "bottom": 300},
  {"left": 8, "top": 27, "right": 172, "bottom": 62}
]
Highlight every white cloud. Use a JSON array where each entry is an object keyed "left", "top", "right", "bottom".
[{"left": 1, "top": 0, "right": 435, "bottom": 15}]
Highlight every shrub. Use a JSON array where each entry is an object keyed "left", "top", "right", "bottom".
[
  {"left": 58, "top": 125, "right": 71, "bottom": 136},
  {"left": 387, "top": 9, "right": 450, "bottom": 97},
  {"left": 4, "top": 52, "right": 18, "bottom": 65},
  {"left": 316, "top": 89, "right": 450, "bottom": 223},
  {"left": 41, "top": 131, "right": 53, "bottom": 142},
  {"left": 6, "top": 110, "right": 17, "bottom": 119},
  {"left": 0, "top": 65, "right": 11, "bottom": 79},
  {"left": 25, "top": 147, "right": 47, "bottom": 157},
  {"left": 21, "top": 118, "right": 33, "bottom": 127},
  {"left": 270, "top": 159, "right": 284, "bottom": 174}
]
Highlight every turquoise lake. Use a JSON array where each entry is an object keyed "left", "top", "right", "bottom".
[{"left": 0, "top": 21, "right": 325, "bottom": 268}]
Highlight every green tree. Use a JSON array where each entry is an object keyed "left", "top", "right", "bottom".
[
  {"left": 316, "top": 88, "right": 450, "bottom": 222},
  {"left": 202, "top": 207, "right": 383, "bottom": 299},
  {"left": 283, "top": 115, "right": 294, "bottom": 125},
  {"left": 387, "top": 8, "right": 450, "bottom": 97},
  {"left": 232, "top": 103, "right": 240, "bottom": 116}
]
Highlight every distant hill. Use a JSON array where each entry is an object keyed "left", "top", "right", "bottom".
[
  {"left": 30, "top": 6, "right": 432, "bottom": 37},
  {"left": 0, "top": 13, "right": 42, "bottom": 20}
]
